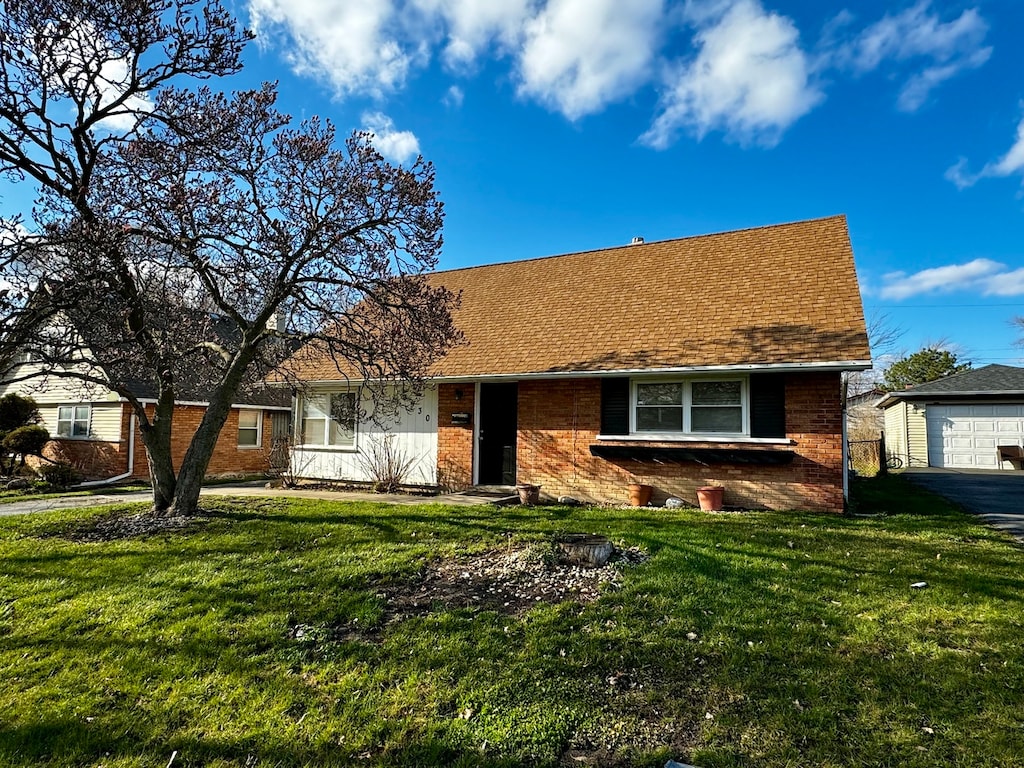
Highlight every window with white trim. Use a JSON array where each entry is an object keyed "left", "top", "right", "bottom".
[
  {"left": 300, "top": 392, "right": 357, "bottom": 448},
  {"left": 237, "top": 409, "right": 261, "bottom": 448},
  {"left": 634, "top": 378, "right": 746, "bottom": 435},
  {"left": 56, "top": 405, "right": 91, "bottom": 438}
]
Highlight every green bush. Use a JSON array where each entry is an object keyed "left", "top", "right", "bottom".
[
  {"left": 0, "top": 393, "right": 39, "bottom": 436},
  {"left": 2, "top": 424, "right": 50, "bottom": 475},
  {"left": 2, "top": 425, "right": 49, "bottom": 458},
  {"left": 37, "top": 462, "right": 77, "bottom": 490}
]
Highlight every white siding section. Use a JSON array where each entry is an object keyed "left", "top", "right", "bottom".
[
  {"left": 883, "top": 404, "right": 906, "bottom": 466},
  {"left": 37, "top": 402, "right": 123, "bottom": 442},
  {"left": 883, "top": 401, "right": 928, "bottom": 468},
  {"left": 907, "top": 404, "right": 928, "bottom": 467},
  {"left": 291, "top": 386, "right": 438, "bottom": 486},
  {"left": 0, "top": 362, "right": 119, "bottom": 404}
]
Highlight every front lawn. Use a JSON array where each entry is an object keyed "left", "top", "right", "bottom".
[{"left": 0, "top": 477, "right": 1021, "bottom": 767}]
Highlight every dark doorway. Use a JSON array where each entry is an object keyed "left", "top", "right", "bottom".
[{"left": 478, "top": 382, "right": 518, "bottom": 485}]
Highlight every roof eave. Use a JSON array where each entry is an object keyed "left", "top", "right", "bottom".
[
  {"left": 292, "top": 359, "right": 873, "bottom": 387},
  {"left": 878, "top": 389, "right": 1024, "bottom": 408}
]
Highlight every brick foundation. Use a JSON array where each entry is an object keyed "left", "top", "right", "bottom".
[{"left": 438, "top": 374, "right": 845, "bottom": 513}]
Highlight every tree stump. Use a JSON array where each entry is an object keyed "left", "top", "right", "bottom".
[{"left": 557, "top": 534, "right": 614, "bottom": 567}]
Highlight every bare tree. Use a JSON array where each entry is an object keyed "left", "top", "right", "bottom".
[
  {"left": 845, "top": 311, "right": 905, "bottom": 397},
  {"left": 0, "top": 0, "right": 461, "bottom": 515}
]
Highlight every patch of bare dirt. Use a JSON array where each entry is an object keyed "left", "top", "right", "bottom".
[
  {"left": 291, "top": 542, "right": 649, "bottom": 644},
  {"left": 379, "top": 543, "right": 648, "bottom": 620},
  {"left": 51, "top": 510, "right": 211, "bottom": 542}
]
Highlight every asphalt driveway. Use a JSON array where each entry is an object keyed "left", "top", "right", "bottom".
[{"left": 904, "top": 468, "right": 1024, "bottom": 542}]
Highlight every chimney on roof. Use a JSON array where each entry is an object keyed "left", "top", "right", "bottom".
[{"left": 630, "top": 236, "right": 644, "bottom": 245}]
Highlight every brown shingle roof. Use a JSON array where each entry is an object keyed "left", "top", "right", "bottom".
[{"left": 293, "top": 215, "right": 870, "bottom": 381}]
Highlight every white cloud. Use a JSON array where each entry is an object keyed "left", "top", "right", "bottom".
[
  {"left": 249, "top": 0, "right": 412, "bottom": 98},
  {"left": 947, "top": 115, "right": 1024, "bottom": 189},
  {"left": 413, "top": 0, "right": 533, "bottom": 69},
  {"left": 49, "top": 21, "right": 155, "bottom": 132},
  {"left": 641, "top": 0, "right": 821, "bottom": 149},
  {"left": 361, "top": 112, "right": 421, "bottom": 164},
  {"left": 516, "top": 0, "right": 664, "bottom": 120},
  {"left": 0, "top": 219, "right": 31, "bottom": 247},
  {"left": 832, "top": 1, "right": 991, "bottom": 112},
  {"left": 879, "top": 258, "right": 1017, "bottom": 300},
  {"left": 442, "top": 84, "right": 465, "bottom": 108},
  {"left": 980, "top": 268, "right": 1024, "bottom": 297}
]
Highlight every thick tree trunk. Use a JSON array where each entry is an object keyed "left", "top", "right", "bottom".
[
  {"left": 169, "top": 352, "right": 255, "bottom": 516},
  {"left": 137, "top": 388, "right": 177, "bottom": 512}
]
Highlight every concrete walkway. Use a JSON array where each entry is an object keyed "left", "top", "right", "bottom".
[
  {"left": 904, "top": 468, "right": 1024, "bottom": 543},
  {"left": 0, "top": 483, "right": 503, "bottom": 517}
]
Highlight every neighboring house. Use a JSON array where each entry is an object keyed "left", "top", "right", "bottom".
[
  {"left": 285, "top": 215, "right": 871, "bottom": 512},
  {"left": 847, "top": 387, "right": 885, "bottom": 437},
  {"left": 878, "top": 364, "right": 1024, "bottom": 470},
  {"left": 0, "top": 359, "right": 291, "bottom": 483}
]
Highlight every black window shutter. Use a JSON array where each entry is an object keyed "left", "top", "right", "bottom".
[
  {"left": 601, "top": 378, "right": 630, "bottom": 435},
  {"left": 749, "top": 373, "right": 786, "bottom": 438}
]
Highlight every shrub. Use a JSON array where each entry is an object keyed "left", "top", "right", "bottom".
[
  {"left": 2, "top": 424, "right": 50, "bottom": 474},
  {"left": 37, "top": 462, "right": 77, "bottom": 490},
  {"left": 0, "top": 393, "right": 40, "bottom": 436},
  {"left": 358, "top": 434, "right": 417, "bottom": 493},
  {"left": 3, "top": 424, "right": 49, "bottom": 458}
]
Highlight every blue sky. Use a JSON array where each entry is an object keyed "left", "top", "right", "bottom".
[{"left": 11, "top": 0, "right": 1024, "bottom": 368}]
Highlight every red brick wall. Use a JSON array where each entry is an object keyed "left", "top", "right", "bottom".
[
  {"left": 437, "top": 384, "right": 475, "bottom": 490},
  {"left": 131, "top": 405, "right": 275, "bottom": 480},
  {"left": 42, "top": 406, "right": 134, "bottom": 479},
  {"left": 440, "top": 374, "right": 845, "bottom": 513},
  {"left": 39, "top": 405, "right": 278, "bottom": 481}
]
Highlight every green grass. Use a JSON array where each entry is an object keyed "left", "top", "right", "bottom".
[{"left": 0, "top": 476, "right": 1022, "bottom": 767}]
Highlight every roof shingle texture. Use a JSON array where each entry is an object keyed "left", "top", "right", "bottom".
[
  {"left": 294, "top": 215, "right": 870, "bottom": 380},
  {"left": 893, "top": 364, "right": 1024, "bottom": 396}
]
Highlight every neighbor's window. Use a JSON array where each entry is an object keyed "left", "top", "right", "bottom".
[
  {"left": 237, "top": 409, "right": 261, "bottom": 448},
  {"left": 634, "top": 379, "right": 745, "bottom": 435},
  {"left": 57, "top": 405, "right": 91, "bottom": 438},
  {"left": 301, "top": 392, "right": 356, "bottom": 448}
]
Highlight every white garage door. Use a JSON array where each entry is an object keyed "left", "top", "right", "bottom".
[{"left": 926, "top": 404, "right": 1024, "bottom": 468}]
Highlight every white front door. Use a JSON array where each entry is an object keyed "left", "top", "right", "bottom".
[{"left": 926, "top": 404, "right": 1024, "bottom": 469}]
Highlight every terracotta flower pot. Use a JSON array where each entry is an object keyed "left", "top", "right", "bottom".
[
  {"left": 628, "top": 483, "right": 653, "bottom": 507},
  {"left": 517, "top": 483, "right": 541, "bottom": 505},
  {"left": 697, "top": 486, "right": 724, "bottom": 511}
]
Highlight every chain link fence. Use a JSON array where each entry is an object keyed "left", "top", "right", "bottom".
[{"left": 848, "top": 436, "right": 884, "bottom": 477}]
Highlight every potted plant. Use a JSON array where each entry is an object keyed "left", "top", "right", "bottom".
[
  {"left": 696, "top": 485, "right": 724, "bottom": 511},
  {"left": 517, "top": 483, "right": 541, "bottom": 505},
  {"left": 628, "top": 481, "right": 653, "bottom": 507}
]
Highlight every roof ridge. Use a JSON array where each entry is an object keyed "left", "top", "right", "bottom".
[
  {"left": 907, "top": 362, "right": 1000, "bottom": 390},
  {"left": 432, "top": 214, "right": 848, "bottom": 276}
]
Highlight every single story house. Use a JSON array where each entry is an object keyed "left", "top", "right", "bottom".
[
  {"left": 878, "top": 364, "right": 1024, "bottom": 470},
  {"left": 285, "top": 215, "right": 871, "bottom": 512},
  {"left": 0, "top": 365, "right": 291, "bottom": 483}
]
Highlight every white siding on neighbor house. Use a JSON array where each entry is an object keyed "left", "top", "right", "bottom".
[
  {"left": 925, "top": 403, "right": 1024, "bottom": 469},
  {"left": 37, "top": 402, "right": 124, "bottom": 442},
  {"left": 883, "top": 402, "right": 928, "bottom": 468},
  {"left": 0, "top": 362, "right": 119, "bottom": 404},
  {"left": 291, "top": 386, "right": 438, "bottom": 486},
  {"left": 883, "top": 404, "right": 906, "bottom": 465}
]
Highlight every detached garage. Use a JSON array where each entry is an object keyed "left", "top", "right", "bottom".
[{"left": 878, "top": 364, "right": 1024, "bottom": 470}]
